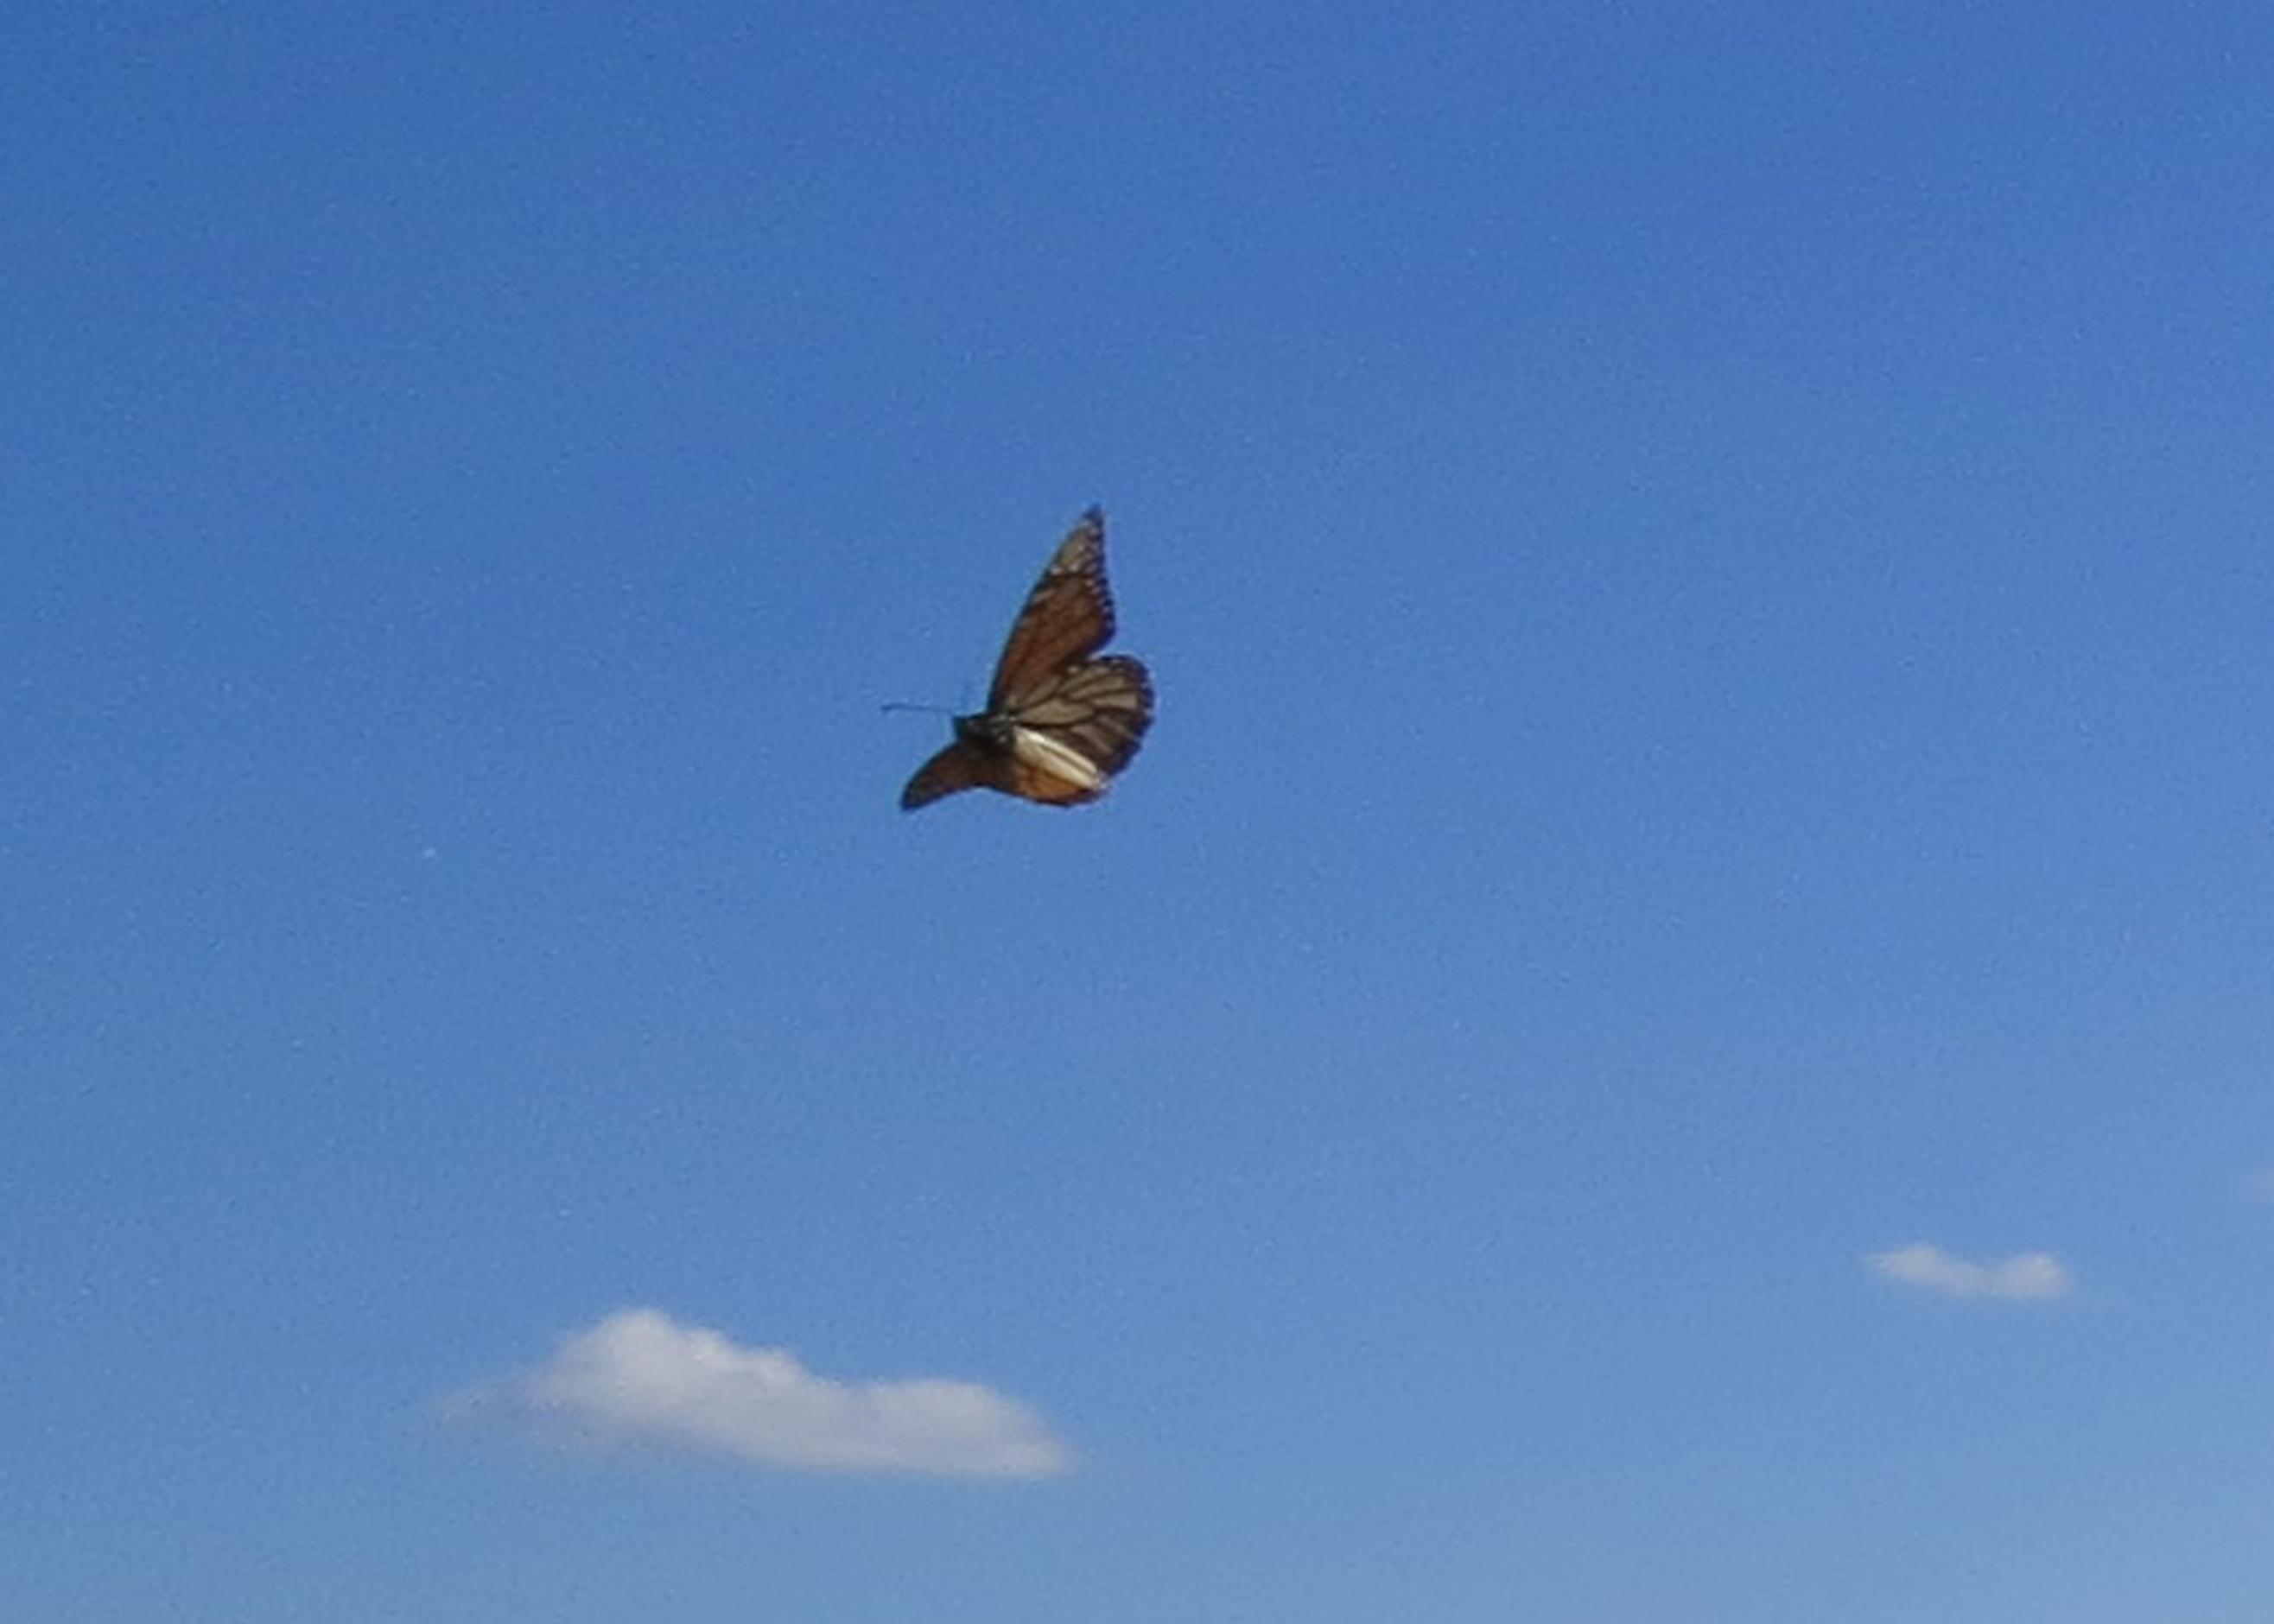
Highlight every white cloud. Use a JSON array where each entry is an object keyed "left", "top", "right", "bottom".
[
  {"left": 1865, "top": 1242, "right": 2072, "bottom": 1302},
  {"left": 445, "top": 1308, "right": 1072, "bottom": 1479}
]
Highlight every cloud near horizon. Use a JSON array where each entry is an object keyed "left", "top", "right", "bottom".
[
  {"left": 1865, "top": 1242, "right": 2071, "bottom": 1302},
  {"left": 444, "top": 1308, "right": 1073, "bottom": 1478}
]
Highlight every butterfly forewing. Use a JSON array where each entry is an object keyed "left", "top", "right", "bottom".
[{"left": 987, "top": 508, "right": 1115, "bottom": 709}]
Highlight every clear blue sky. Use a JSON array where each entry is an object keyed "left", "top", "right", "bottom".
[{"left": 7, "top": 3, "right": 2273, "bottom": 1619}]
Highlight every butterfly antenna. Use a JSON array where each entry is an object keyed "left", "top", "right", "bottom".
[{"left": 880, "top": 701, "right": 953, "bottom": 718}]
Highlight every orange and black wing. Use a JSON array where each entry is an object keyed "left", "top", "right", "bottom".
[
  {"left": 1000, "top": 654, "right": 1154, "bottom": 803},
  {"left": 988, "top": 508, "right": 1115, "bottom": 710},
  {"left": 899, "top": 740, "right": 1005, "bottom": 810}
]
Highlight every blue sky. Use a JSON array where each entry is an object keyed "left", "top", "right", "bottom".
[{"left": 6, "top": 2, "right": 2273, "bottom": 1618}]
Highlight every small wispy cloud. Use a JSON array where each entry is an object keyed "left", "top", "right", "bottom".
[
  {"left": 442, "top": 1308, "right": 1072, "bottom": 1479},
  {"left": 2242, "top": 1167, "right": 2274, "bottom": 1203},
  {"left": 1865, "top": 1242, "right": 2072, "bottom": 1302}
]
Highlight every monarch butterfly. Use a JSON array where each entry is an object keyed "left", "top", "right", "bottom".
[{"left": 900, "top": 508, "right": 1155, "bottom": 810}]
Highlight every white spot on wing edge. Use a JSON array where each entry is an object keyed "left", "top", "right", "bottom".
[{"left": 1009, "top": 726, "right": 1105, "bottom": 790}]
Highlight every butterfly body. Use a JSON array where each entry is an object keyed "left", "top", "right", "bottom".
[{"left": 900, "top": 510, "right": 1154, "bottom": 811}]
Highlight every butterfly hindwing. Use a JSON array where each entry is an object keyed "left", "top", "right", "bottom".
[
  {"left": 1006, "top": 654, "right": 1153, "bottom": 783},
  {"left": 1001, "top": 749, "right": 1108, "bottom": 805}
]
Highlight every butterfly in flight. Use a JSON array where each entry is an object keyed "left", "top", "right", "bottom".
[{"left": 900, "top": 507, "right": 1155, "bottom": 810}]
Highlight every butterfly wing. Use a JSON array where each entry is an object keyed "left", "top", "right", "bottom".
[
  {"left": 987, "top": 508, "right": 1115, "bottom": 710},
  {"left": 999, "top": 654, "right": 1154, "bottom": 804},
  {"left": 899, "top": 740, "right": 1005, "bottom": 810}
]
